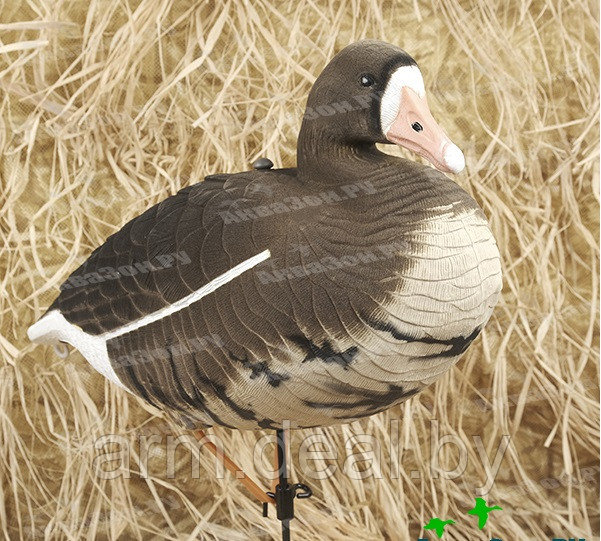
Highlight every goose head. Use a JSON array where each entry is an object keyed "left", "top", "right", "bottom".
[{"left": 300, "top": 40, "right": 465, "bottom": 174}]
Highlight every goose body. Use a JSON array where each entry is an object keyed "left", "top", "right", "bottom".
[{"left": 28, "top": 41, "right": 502, "bottom": 430}]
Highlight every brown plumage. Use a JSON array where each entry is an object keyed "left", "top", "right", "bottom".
[{"left": 28, "top": 40, "right": 502, "bottom": 430}]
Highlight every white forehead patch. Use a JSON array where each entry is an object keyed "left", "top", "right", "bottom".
[{"left": 380, "top": 65, "right": 425, "bottom": 135}]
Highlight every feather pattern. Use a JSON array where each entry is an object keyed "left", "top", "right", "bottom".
[{"left": 29, "top": 40, "right": 502, "bottom": 429}]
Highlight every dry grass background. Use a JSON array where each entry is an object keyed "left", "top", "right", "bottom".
[{"left": 0, "top": 0, "right": 599, "bottom": 539}]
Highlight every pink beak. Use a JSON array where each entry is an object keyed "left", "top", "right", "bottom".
[{"left": 385, "top": 87, "right": 465, "bottom": 174}]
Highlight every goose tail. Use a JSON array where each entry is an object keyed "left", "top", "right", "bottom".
[{"left": 27, "top": 310, "right": 70, "bottom": 357}]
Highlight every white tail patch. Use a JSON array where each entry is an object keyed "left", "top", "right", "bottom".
[
  {"left": 27, "top": 249, "right": 272, "bottom": 389},
  {"left": 27, "top": 309, "right": 126, "bottom": 388}
]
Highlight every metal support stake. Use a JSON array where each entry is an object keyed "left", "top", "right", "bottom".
[{"left": 267, "top": 428, "right": 312, "bottom": 541}]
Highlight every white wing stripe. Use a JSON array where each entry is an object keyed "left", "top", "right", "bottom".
[
  {"left": 27, "top": 249, "right": 271, "bottom": 390},
  {"left": 103, "top": 249, "right": 271, "bottom": 340}
]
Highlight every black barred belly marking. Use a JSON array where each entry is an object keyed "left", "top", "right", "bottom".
[
  {"left": 288, "top": 335, "right": 359, "bottom": 369},
  {"left": 367, "top": 318, "right": 482, "bottom": 359},
  {"left": 305, "top": 385, "right": 421, "bottom": 416},
  {"left": 228, "top": 350, "right": 290, "bottom": 387}
]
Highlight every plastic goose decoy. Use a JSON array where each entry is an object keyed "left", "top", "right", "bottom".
[{"left": 28, "top": 40, "right": 502, "bottom": 535}]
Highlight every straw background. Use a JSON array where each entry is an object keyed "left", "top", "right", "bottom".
[{"left": 1, "top": 0, "right": 599, "bottom": 539}]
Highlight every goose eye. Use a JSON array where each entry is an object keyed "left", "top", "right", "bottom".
[
  {"left": 411, "top": 122, "right": 423, "bottom": 132},
  {"left": 359, "top": 74, "right": 375, "bottom": 87}
]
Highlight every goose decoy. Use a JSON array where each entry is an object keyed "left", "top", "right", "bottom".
[{"left": 28, "top": 39, "right": 501, "bottom": 434}]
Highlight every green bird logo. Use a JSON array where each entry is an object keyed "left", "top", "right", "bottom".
[
  {"left": 423, "top": 517, "right": 455, "bottom": 538},
  {"left": 467, "top": 498, "right": 503, "bottom": 529}
]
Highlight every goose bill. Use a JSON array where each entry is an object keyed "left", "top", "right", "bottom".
[{"left": 385, "top": 86, "right": 465, "bottom": 174}]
